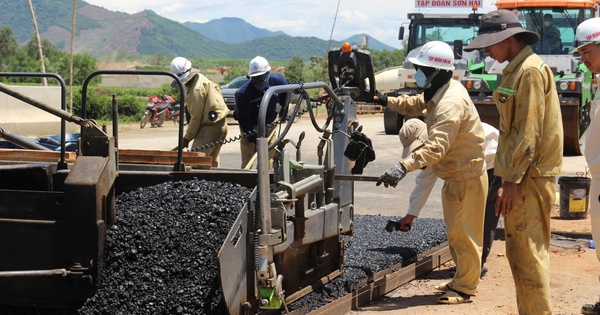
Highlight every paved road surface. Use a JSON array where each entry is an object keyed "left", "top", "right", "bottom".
[{"left": 115, "top": 114, "right": 589, "bottom": 220}]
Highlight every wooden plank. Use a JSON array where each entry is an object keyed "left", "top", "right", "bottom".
[
  {"left": 118, "top": 149, "right": 204, "bottom": 158},
  {"left": 0, "top": 149, "right": 76, "bottom": 162},
  {"left": 118, "top": 149, "right": 212, "bottom": 167},
  {"left": 0, "top": 148, "right": 212, "bottom": 168}
]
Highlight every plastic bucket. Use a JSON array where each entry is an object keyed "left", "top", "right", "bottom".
[{"left": 558, "top": 176, "right": 591, "bottom": 220}]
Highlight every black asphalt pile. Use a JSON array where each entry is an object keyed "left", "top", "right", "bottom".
[
  {"left": 284, "top": 215, "right": 447, "bottom": 313},
  {"left": 1, "top": 180, "right": 447, "bottom": 315},
  {"left": 0, "top": 178, "right": 251, "bottom": 315},
  {"left": 78, "top": 178, "right": 251, "bottom": 315}
]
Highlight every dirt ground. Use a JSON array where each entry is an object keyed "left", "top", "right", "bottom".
[{"left": 346, "top": 205, "right": 598, "bottom": 315}]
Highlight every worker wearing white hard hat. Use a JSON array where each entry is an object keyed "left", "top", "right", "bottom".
[
  {"left": 396, "top": 119, "right": 501, "bottom": 280},
  {"left": 573, "top": 17, "right": 600, "bottom": 315},
  {"left": 234, "top": 56, "right": 290, "bottom": 168},
  {"left": 169, "top": 57, "right": 229, "bottom": 167},
  {"left": 374, "top": 40, "right": 488, "bottom": 304}
]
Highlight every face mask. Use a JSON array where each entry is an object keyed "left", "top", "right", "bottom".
[
  {"left": 544, "top": 21, "right": 552, "bottom": 27},
  {"left": 414, "top": 69, "right": 429, "bottom": 88},
  {"left": 252, "top": 73, "right": 269, "bottom": 92}
]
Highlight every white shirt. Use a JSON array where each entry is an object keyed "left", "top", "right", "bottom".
[
  {"left": 584, "top": 74, "right": 600, "bottom": 177},
  {"left": 406, "top": 122, "right": 498, "bottom": 217}
]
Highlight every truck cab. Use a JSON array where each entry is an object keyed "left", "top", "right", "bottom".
[{"left": 379, "top": 9, "right": 487, "bottom": 134}]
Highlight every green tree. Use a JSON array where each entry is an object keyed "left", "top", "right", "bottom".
[
  {"left": 285, "top": 56, "right": 304, "bottom": 82},
  {"left": 3, "top": 35, "right": 99, "bottom": 86},
  {"left": 303, "top": 55, "right": 327, "bottom": 83},
  {"left": 0, "top": 27, "right": 18, "bottom": 71},
  {"left": 371, "top": 49, "right": 405, "bottom": 72}
]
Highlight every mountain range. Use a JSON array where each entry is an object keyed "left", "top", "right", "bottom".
[{"left": 0, "top": 0, "right": 397, "bottom": 61}]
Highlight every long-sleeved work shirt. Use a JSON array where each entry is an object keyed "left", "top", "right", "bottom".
[
  {"left": 386, "top": 79, "right": 486, "bottom": 182},
  {"left": 184, "top": 73, "right": 229, "bottom": 141},
  {"left": 492, "top": 46, "right": 563, "bottom": 183},
  {"left": 406, "top": 123, "right": 498, "bottom": 217},
  {"left": 235, "top": 72, "right": 289, "bottom": 136}
]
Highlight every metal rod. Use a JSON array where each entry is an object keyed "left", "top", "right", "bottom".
[
  {"left": 333, "top": 174, "right": 380, "bottom": 182},
  {"left": 0, "top": 72, "right": 69, "bottom": 168},
  {"left": 80, "top": 70, "right": 187, "bottom": 171},
  {"left": 0, "top": 218, "right": 56, "bottom": 224},
  {"left": 0, "top": 126, "right": 51, "bottom": 151},
  {"left": 274, "top": 174, "right": 323, "bottom": 199},
  {"left": 112, "top": 94, "right": 119, "bottom": 149},
  {"left": 0, "top": 268, "right": 68, "bottom": 278},
  {"left": 0, "top": 82, "right": 83, "bottom": 126}
]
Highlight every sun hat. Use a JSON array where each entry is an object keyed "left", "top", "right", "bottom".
[
  {"left": 464, "top": 9, "right": 540, "bottom": 52},
  {"left": 399, "top": 119, "right": 427, "bottom": 159}
]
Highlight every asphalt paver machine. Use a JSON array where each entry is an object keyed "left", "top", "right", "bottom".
[{"left": 0, "top": 44, "right": 377, "bottom": 314}]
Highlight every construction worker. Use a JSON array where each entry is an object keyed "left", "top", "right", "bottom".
[
  {"left": 396, "top": 119, "right": 501, "bottom": 279},
  {"left": 170, "top": 57, "right": 229, "bottom": 167},
  {"left": 541, "top": 13, "right": 562, "bottom": 54},
  {"left": 374, "top": 40, "right": 488, "bottom": 305},
  {"left": 234, "top": 56, "right": 289, "bottom": 168},
  {"left": 572, "top": 17, "right": 600, "bottom": 315},
  {"left": 465, "top": 10, "right": 563, "bottom": 315}
]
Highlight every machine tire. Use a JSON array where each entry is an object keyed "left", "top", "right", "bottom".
[
  {"left": 383, "top": 107, "right": 404, "bottom": 135},
  {"left": 140, "top": 113, "right": 151, "bottom": 129}
]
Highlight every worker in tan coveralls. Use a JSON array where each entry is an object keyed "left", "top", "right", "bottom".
[
  {"left": 170, "top": 57, "right": 229, "bottom": 167},
  {"left": 465, "top": 10, "right": 563, "bottom": 315},
  {"left": 374, "top": 40, "right": 488, "bottom": 305}
]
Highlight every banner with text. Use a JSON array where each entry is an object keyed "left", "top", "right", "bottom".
[{"left": 415, "top": 0, "right": 482, "bottom": 7}]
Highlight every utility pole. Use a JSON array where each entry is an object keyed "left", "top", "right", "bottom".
[
  {"left": 27, "top": 0, "right": 47, "bottom": 86},
  {"left": 70, "top": 0, "right": 77, "bottom": 113}
]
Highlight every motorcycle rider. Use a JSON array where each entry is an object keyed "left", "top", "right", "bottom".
[{"left": 170, "top": 57, "right": 229, "bottom": 167}]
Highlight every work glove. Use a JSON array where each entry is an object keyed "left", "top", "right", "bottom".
[
  {"left": 343, "top": 130, "right": 376, "bottom": 174},
  {"left": 376, "top": 163, "right": 407, "bottom": 188},
  {"left": 374, "top": 91, "right": 388, "bottom": 107},
  {"left": 246, "top": 130, "right": 257, "bottom": 143}
]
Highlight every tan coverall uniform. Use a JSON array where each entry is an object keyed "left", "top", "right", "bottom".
[
  {"left": 184, "top": 73, "right": 229, "bottom": 167},
  {"left": 493, "top": 46, "right": 563, "bottom": 315},
  {"left": 387, "top": 79, "right": 488, "bottom": 295}
]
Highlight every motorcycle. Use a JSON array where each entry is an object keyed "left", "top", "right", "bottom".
[
  {"left": 163, "top": 94, "right": 190, "bottom": 125},
  {"left": 140, "top": 95, "right": 171, "bottom": 128}
]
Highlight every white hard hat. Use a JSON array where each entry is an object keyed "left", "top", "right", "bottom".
[
  {"left": 408, "top": 41, "right": 455, "bottom": 70},
  {"left": 247, "top": 56, "right": 271, "bottom": 77},
  {"left": 170, "top": 57, "right": 192, "bottom": 81},
  {"left": 573, "top": 17, "right": 600, "bottom": 53}
]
